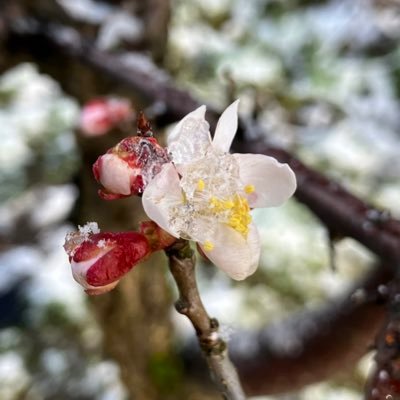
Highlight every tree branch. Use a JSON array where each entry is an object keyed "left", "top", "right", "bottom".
[{"left": 166, "top": 240, "right": 246, "bottom": 400}]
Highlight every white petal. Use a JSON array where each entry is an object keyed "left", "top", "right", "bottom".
[
  {"left": 212, "top": 100, "right": 239, "bottom": 153},
  {"left": 234, "top": 153, "right": 296, "bottom": 208},
  {"left": 167, "top": 105, "right": 212, "bottom": 165},
  {"left": 168, "top": 105, "right": 207, "bottom": 144},
  {"left": 99, "top": 154, "right": 136, "bottom": 195},
  {"left": 71, "top": 250, "right": 108, "bottom": 288},
  {"left": 200, "top": 222, "right": 260, "bottom": 280},
  {"left": 142, "top": 163, "right": 182, "bottom": 237}
]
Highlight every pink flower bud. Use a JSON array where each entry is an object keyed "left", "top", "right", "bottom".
[
  {"left": 64, "top": 229, "right": 151, "bottom": 295},
  {"left": 79, "top": 98, "right": 134, "bottom": 137},
  {"left": 93, "top": 136, "right": 169, "bottom": 199}
]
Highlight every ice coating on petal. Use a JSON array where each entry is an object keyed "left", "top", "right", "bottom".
[
  {"left": 180, "top": 150, "right": 241, "bottom": 200},
  {"left": 212, "top": 100, "right": 239, "bottom": 153},
  {"left": 168, "top": 150, "right": 244, "bottom": 242},
  {"left": 168, "top": 105, "right": 212, "bottom": 165},
  {"left": 168, "top": 105, "right": 206, "bottom": 143},
  {"left": 112, "top": 136, "right": 170, "bottom": 194},
  {"left": 233, "top": 153, "right": 297, "bottom": 208}
]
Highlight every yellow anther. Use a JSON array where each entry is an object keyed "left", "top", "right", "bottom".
[
  {"left": 244, "top": 184, "right": 255, "bottom": 194},
  {"left": 209, "top": 194, "right": 252, "bottom": 237},
  {"left": 224, "top": 200, "right": 234, "bottom": 209},
  {"left": 227, "top": 194, "right": 252, "bottom": 236},
  {"left": 197, "top": 179, "right": 205, "bottom": 191},
  {"left": 203, "top": 241, "right": 214, "bottom": 251}
]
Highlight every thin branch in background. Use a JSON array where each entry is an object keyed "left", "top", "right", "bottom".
[{"left": 166, "top": 239, "right": 246, "bottom": 400}]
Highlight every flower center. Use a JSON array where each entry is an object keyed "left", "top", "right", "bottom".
[
  {"left": 168, "top": 152, "right": 253, "bottom": 246},
  {"left": 209, "top": 193, "right": 252, "bottom": 236}
]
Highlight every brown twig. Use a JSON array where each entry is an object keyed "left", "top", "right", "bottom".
[{"left": 166, "top": 239, "right": 246, "bottom": 400}]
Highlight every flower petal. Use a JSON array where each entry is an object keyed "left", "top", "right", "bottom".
[
  {"left": 167, "top": 105, "right": 211, "bottom": 165},
  {"left": 234, "top": 153, "right": 296, "bottom": 208},
  {"left": 142, "top": 163, "right": 182, "bottom": 237},
  {"left": 96, "top": 153, "right": 136, "bottom": 195},
  {"left": 212, "top": 100, "right": 239, "bottom": 153},
  {"left": 199, "top": 222, "right": 260, "bottom": 280},
  {"left": 168, "top": 105, "right": 206, "bottom": 143}
]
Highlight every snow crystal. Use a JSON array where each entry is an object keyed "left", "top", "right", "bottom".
[
  {"left": 78, "top": 222, "right": 100, "bottom": 240},
  {"left": 97, "top": 239, "right": 107, "bottom": 249}
]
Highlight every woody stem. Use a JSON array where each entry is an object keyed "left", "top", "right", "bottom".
[{"left": 166, "top": 239, "right": 246, "bottom": 400}]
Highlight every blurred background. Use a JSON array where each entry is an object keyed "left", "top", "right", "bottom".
[{"left": 0, "top": 0, "right": 400, "bottom": 399}]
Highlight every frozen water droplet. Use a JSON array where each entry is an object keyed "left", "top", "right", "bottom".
[{"left": 168, "top": 151, "right": 242, "bottom": 242}]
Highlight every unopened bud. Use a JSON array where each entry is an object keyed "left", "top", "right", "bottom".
[
  {"left": 93, "top": 136, "right": 169, "bottom": 199},
  {"left": 64, "top": 227, "right": 151, "bottom": 295}
]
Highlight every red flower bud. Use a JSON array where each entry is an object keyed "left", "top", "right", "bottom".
[
  {"left": 64, "top": 221, "right": 176, "bottom": 295},
  {"left": 93, "top": 136, "right": 169, "bottom": 199},
  {"left": 79, "top": 98, "right": 134, "bottom": 137},
  {"left": 64, "top": 228, "right": 151, "bottom": 295}
]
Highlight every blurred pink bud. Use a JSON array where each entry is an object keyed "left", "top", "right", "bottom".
[
  {"left": 79, "top": 98, "right": 134, "bottom": 136},
  {"left": 64, "top": 227, "right": 151, "bottom": 295},
  {"left": 93, "top": 136, "right": 169, "bottom": 199}
]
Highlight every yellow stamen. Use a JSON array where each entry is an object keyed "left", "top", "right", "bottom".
[
  {"left": 203, "top": 241, "right": 214, "bottom": 251},
  {"left": 228, "top": 194, "right": 252, "bottom": 236},
  {"left": 244, "top": 184, "right": 255, "bottom": 194},
  {"left": 209, "top": 194, "right": 252, "bottom": 237},
  {"left": 197, "top": 179, "right": 205, "bottom": 191}
]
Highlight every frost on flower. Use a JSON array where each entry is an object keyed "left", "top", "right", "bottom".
[
  {"left": 93, "top": 135, "right": 170, "bottom": 199},
  {"left": 142, "top": 100, "right": 297, "bottom": 280},
  {"left": 79, "top": 221, "right": 100, "bottom": 238}
]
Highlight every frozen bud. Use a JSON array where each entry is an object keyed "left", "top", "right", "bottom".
[
  {"left": 79, "top": 98, "right": 134, "bottom": 137},
  {"left": 64, "top": 230, "right": 151, "bottom": 295},
  {"left": 93, "top": 136, "right": 170, "bottom": 199}
]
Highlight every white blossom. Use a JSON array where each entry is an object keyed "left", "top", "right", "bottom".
[{"left": 142, "top": 101, "right": 296, "bottom": 280}]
